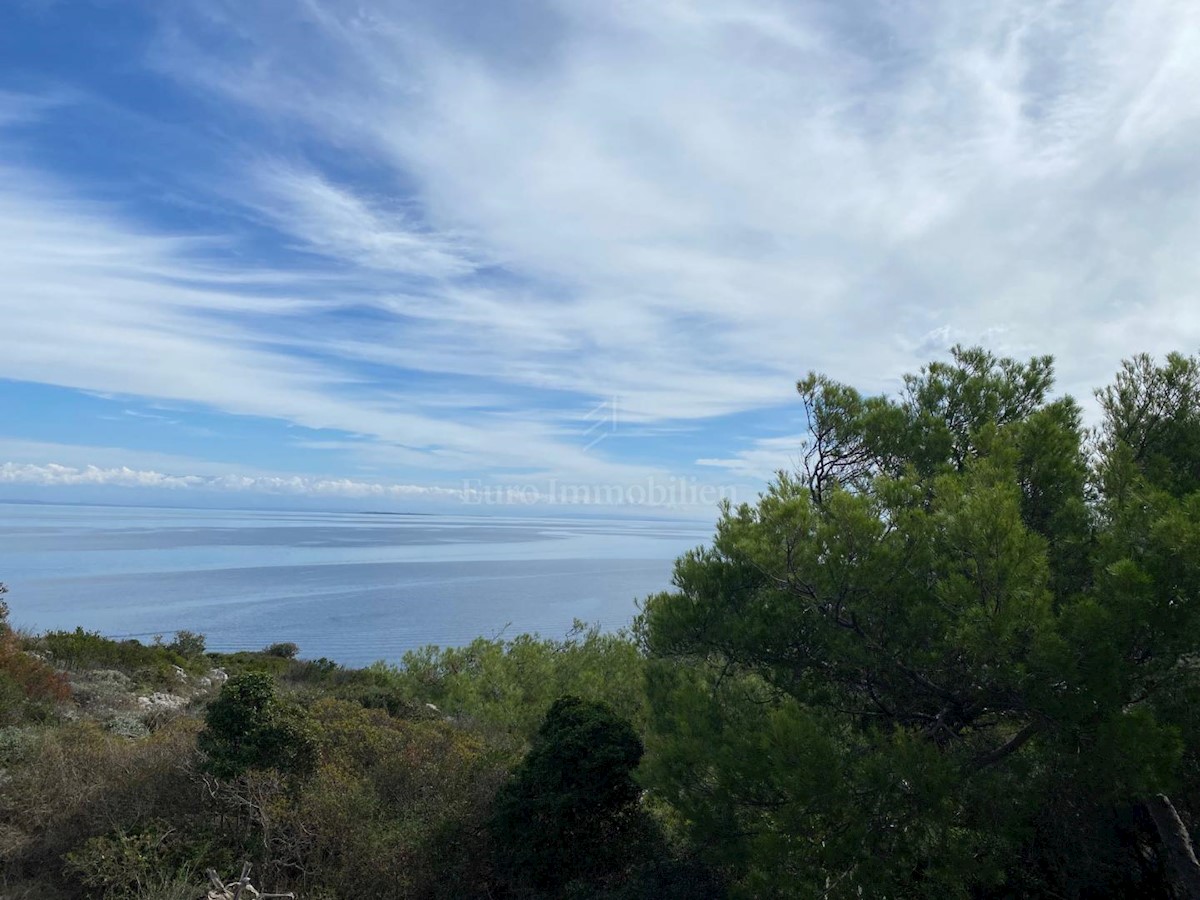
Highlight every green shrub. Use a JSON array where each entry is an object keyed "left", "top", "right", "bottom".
[
  {"left": 198, "top": 673, "right": 315, "bottom": 779},
  {"left": 69, "top": 669, "right": 135, "bottom": 714},
  {"left": 106, "top": 713, "right": 151, "bottom": 740},
  {"left": 205, "top": 650, "right": 291, "bottom": 678},
  {"left": 0, "top": 719, "right": 206, "bottom": 886},
  {"left": 333, "top": 683, "right": 424, "bottom": 718},
  {"left": 166, "top": 631, "right": 206, "bottom": 659},
  {"left": 262, "top": 642, "right": 299, "bottom": 660},
  {"left": 0, "top": 670, "right": 27, "bottom": 725},
  {"left": 0, "top": 724, "right": 40, "bottom": 766},
  {"left": 64, "top": 823, "right": 202, "bottom": 900},
  {"left": 384, "top": 623, "right": 648, "bottom": 741},
  {"left": 267, "top": 699, "right": 506, "bottom": 898},
  {"left": 286, "top": 656, "right": 340, "bottom": 682},
  {"left": 489, "top": 696, "right": 651, "bottom": 895},
  {"left": 36, "top": 629, "right": 203, "bottom": 684}
]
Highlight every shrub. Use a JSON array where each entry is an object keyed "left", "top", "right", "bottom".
[
  {"left": 489, "top": 696, "right": 650, "bottom": 894},
  {"left": 69, "top": 669, "right": 135, "bottom": 714},
  {"left": 106, "top": 713, "right": 151, "bottom": 740},
  {"left": 266, "top": 699, "right": 506, "bottom": 898},
  {"left": 36, "top": 629, "right": 203, "bottom": 684},
  {"left": 204, "top": 650, "right": 291, "bottom": 678},
  {"left": 198, "top": 673, "right": 315, "bottom": 779},
  {"left": 282, "top": 659, "right": 430, "bottom": 717},
  {"left": 262, "top": 642, "right": 299, "bottom": 660},
  {"left": 0, "top": 592, "right": 70, "bottom": 724},
  {"left": 0, "top": 724, "right": 40, "bottom": 767},
  {"left": 285, "top": 656, "right": 340, "bottom": 682},
  {"left": 0, "top": 670, "right": 27, "bottom": 725},
  {"left": 0, "top": 644, "right": 70, "bottom": 706},
  {"left": 0, "top": 719, "right": 205, "bottom": 884},
  {"left": 386, "top": 623, "right": 648, "bottom": 742},
  {"left": 166, "top": 631, "right": 206, "bottom": 659},
  {"left": 331, "top": 683, "right": 423, "bottom": 718},
  {"left": 64, "top": 823, "right": 201, "bottom": 900}
]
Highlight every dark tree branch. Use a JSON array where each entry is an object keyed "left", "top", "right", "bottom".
[
  {"left": 1145, "top": 794, "right": 1200, "bottom": 900},
  {"left": 971, "top": 719, "right": 1042, "bottom": 770}
]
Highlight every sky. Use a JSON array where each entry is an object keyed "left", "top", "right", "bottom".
[{"left": 1, "top": 0, "right": 1198, "bottom": 516}]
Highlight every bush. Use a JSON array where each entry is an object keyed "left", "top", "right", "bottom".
[
  {"left": 0, "top": 609, "right": 70, "bottom": 725},
  {"left": 286, "top": 656, "right": 340, "bottom": 682},
  {"left": 384, "top": 623, "right": 648, "bottom": 742},
  {"left": 0, "top": 645, "right": 70, "bottom": 705},
  {"left": 490, "top": 696, "right": 650, "bottom": 895},
  {"left": 69, "top": 669, "right": 135, "bottom": 713},
  {"left": 36, "top": 629, "right": 202, "bottom": 684},
  {"left": 106, "top": 713, "right": 151, "bottom": 740},
  {"left": 267, "top": 699, "right": 506, "bottom": 898},
  {"left": 166, "top": 631, "right": 206, "bottom": 659},
  {"left": 64, "top": 823, "right": 202, "bottom": 900},
  {"left": 0, "top": 670, "right": 27, "bottom": 725},
  {"left": 0, "top": 719, "right": 205, "bottom": 885},
  {"left": 205, "top": 650, "right": 291, "bottom": 678},
  {"left": 331, "top": 683, "right": 424, "bottom": 718},
  {"left": 262, "top": 641, "right": 299, "bottom": 660},
  {"left": 0, "top": 724, "right": 40, "bottom": 767},
  {"left": 198, "top": 673, "right": 315, "bottom": 779}
]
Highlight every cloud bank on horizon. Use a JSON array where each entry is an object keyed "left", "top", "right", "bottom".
[{"left": 0, "top": 0, "right": 1198, "bottom": 513}]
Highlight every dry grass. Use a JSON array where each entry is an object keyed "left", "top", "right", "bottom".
[{"left": 0, "top": 717, "right": 205, "bottom": 882}]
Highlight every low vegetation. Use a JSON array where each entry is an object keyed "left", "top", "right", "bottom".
[
  {"left": 3, "top": 347, "right": 1200, "bottom": 898},
  {"left": 0, "top": 614, "right": 687, "bottom": 899}
]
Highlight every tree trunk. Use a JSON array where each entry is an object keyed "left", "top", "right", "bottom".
[{"left": 1146, "top": 794, "right": 1200, "bottom": 900}]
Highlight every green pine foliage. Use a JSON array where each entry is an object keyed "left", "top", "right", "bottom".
[{"left": 638, "top": 346, "right": 1200, "bottom": 898}]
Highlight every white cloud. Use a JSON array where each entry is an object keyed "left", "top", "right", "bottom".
[
  {"left": 246, "top": 162, "right": 477, "bottom": 277},
  {"left": 0, "top": 438, "right": 267, "bottom": 476},
  {"left": 147, "top": 0, "right": 1200, "bottom": 416},
  {"left": 696, "top": 434, "right": 808, "bottom": 482},
  {"left": 0, "top": 461, "right": 463, "bottom": 498}
]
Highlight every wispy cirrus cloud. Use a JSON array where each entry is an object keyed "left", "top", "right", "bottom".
[
  {"left": 245, "top": 162, "right": 478, "bottom": 278},
  {"left": 696, "top": 434, "right": 809, "bottom": 483},
  {"left": 0, "top": 110, "right": 675, "bottom": 488},
  {"left": 149, "top": 0, "right": 1200, "bottom": 407},
  {"left": 3, "top": 1, "right": 1200, "bottom": 506}
]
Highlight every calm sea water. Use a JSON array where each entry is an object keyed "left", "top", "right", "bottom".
[{"left": 0, "top": 503, "right": 710, "bottom": 666}]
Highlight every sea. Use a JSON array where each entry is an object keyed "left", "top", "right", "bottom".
[{"left": 0, "top": 502, "right": 711, "bottom": 667}]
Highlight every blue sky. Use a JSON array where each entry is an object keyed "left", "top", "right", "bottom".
[{"left": 1, "top": 0, "right": 1198, "bottom": 515}]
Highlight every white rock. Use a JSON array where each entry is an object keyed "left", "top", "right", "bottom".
[
  {"left": 136, "top": 692, "right": 188, "bottom": 711},
  {"left": 171, "top": 665, "right": 188, "bottom": 682},
  {"left": 207, "top": 667, "right": 229, "bottom": 685}
]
